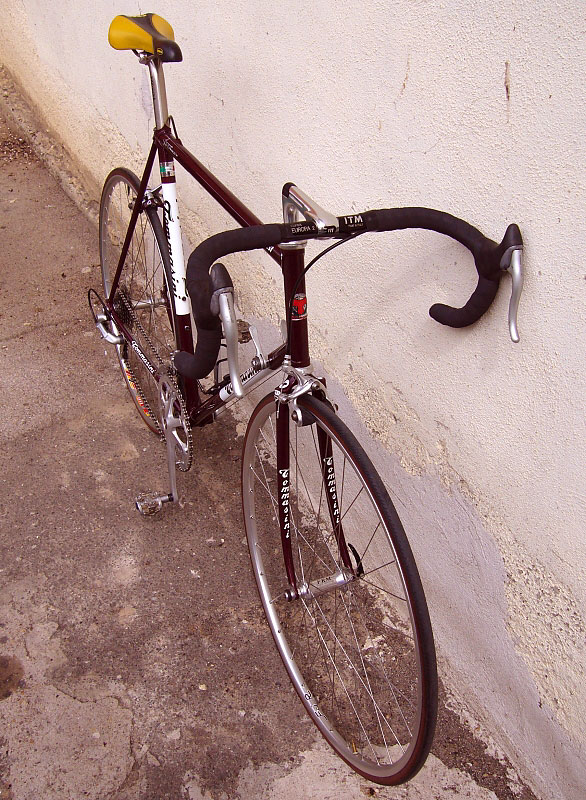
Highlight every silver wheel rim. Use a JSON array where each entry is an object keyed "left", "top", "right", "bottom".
[
  {"left": 242, "top": 396, "right": 428, "bottom": 782},
  {"left": 100, "top": 173, "right": 177, "bottom": 434}
]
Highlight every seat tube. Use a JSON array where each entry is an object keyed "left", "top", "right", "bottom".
[
  {"left": 147, "top": 59, "right": 198, "bottom": 410},
  {"left": 146, "top": 61, "right": 191, "bottom": 349},
  {"left": 157, "top": 144, "right": 198, "bottom": 409},
  {"left": 157, "top": 146, "right": 190, "bottom": 332}
]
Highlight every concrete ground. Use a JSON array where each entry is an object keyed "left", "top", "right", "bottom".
[{"left": 0, "top": 80, "right": 539, "bottom": 800}]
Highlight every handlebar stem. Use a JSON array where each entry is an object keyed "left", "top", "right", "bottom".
[{"left": 282, "top": 184, "right": 339, "bottom": 249}]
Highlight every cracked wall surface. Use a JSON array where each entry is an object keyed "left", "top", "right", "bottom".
[{"left": 335, "top": 361, "right": 586, "bottom": 749}]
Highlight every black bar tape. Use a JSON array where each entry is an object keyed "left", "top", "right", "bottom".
[
  {"left": 174, "top": 210, "right": 523, "bottom": 381},
  {"left": 174, "top": 329, "right": 221, "bottom": 380},
  {"left": 429, "top": 276, "right": 499, "bottom": 327},
  {"left": 176, "top": 224, "right": 290, "bottom": 380},
  {"left": 362, "top": 209, "right": 522, "bottom": 328},
  {"left": 186, "top": 224, "right": 285, "bottom": 327},
  {"left": 363, "top": 208, "right": 495, "bottom": 274}
]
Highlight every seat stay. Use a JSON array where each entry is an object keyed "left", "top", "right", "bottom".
[{"left": 109, "top": 139, "right": 158, "bottom": 301}]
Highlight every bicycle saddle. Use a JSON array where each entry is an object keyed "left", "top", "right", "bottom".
[{"left": 108, "top": 14, "right": 182, "bottom": 62}]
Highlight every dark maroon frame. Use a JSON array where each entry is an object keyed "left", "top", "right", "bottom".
[
  {"left": 106, "top": 124, "right": 310, "bottom": 427},
  {"left": 104, "top": 123, "right": 338, "bottom": 592}
]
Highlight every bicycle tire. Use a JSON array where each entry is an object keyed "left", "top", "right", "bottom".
[
  {"left": 99, "top": 167, "right": 179, "bottom": 434},
  {"left": 242, "top": 392, "right": 437, "bottom": 784}
]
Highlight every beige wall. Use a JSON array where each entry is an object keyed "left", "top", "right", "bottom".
[{"left": 2, "top": 3, "right": 584, "bottom": 798}]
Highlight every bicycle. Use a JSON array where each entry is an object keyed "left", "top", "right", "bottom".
[{"left": 89, "top": 13, "right": 524, "bottom": 786}]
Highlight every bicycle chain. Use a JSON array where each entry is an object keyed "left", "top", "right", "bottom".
[{"left": 117, "top": 289, "right": 193, "bottom": 472}]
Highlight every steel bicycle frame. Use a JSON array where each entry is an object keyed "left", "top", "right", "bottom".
[
  {"left": 105, "top": 124, "right": 310, "bottom": 428},
  {"left": 103, "top": 55, "right": 351, "bottom": 592}
]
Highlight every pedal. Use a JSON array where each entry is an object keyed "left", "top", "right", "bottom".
[{"left": 135, "top": 491, "right": 173, "bottom": 516}]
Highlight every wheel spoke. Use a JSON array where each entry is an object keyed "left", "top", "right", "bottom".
[
  {"left": 242, "top": 394, "right": 437, "bottom": 784},
  {"left": 100, "top": 170, "right": 179, "bottom": 437}
]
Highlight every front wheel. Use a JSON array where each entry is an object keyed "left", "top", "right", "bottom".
[{"left": 241, "top": 392, "right": 437, "bottom": 785}]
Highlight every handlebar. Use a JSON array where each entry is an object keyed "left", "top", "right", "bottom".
[
  {"left": 174, "top": 198, "right": 523, "bottom": 382},
  {"left": 358, "top": 209, "right": 523, "bottom": 335}
]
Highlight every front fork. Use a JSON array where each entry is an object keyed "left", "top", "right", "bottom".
[{"left": 275, "top": 375, "right": 357, "bottom": 602}]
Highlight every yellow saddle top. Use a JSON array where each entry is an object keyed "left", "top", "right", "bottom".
[{"left": 108, "top": 13, "right": 182, "bottom": 62}]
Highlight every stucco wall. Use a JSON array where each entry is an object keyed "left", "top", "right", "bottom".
[{"left": 2, "top": 2, "right": 584, "bottom": 798}]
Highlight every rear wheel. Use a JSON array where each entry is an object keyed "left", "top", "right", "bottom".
[
  {"left": 99, "top": 167, "right": 178, "bottom": 435},
  {"left": 241, "top": 392, "right": 437, "bottom": 785}
]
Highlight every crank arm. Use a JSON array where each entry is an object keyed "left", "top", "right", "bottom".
[{"left": 135, "top": 377, "right": 182, "bottom": 515}]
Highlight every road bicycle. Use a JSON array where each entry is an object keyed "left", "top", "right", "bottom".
[{"left": 89, "top": 13, "right": 524, "bottom": 786}]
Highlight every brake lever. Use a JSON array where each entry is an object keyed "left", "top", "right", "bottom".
[
  {"left": 500, "top": 246, "right": 524, "bottom": 342},
  {"left": 218, "top": 291, "right": 244, "bottom": 398}
]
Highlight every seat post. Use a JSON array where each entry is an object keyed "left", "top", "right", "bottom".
[{"left": 145, "top": 57, "right": 169, "bottom": 129}]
